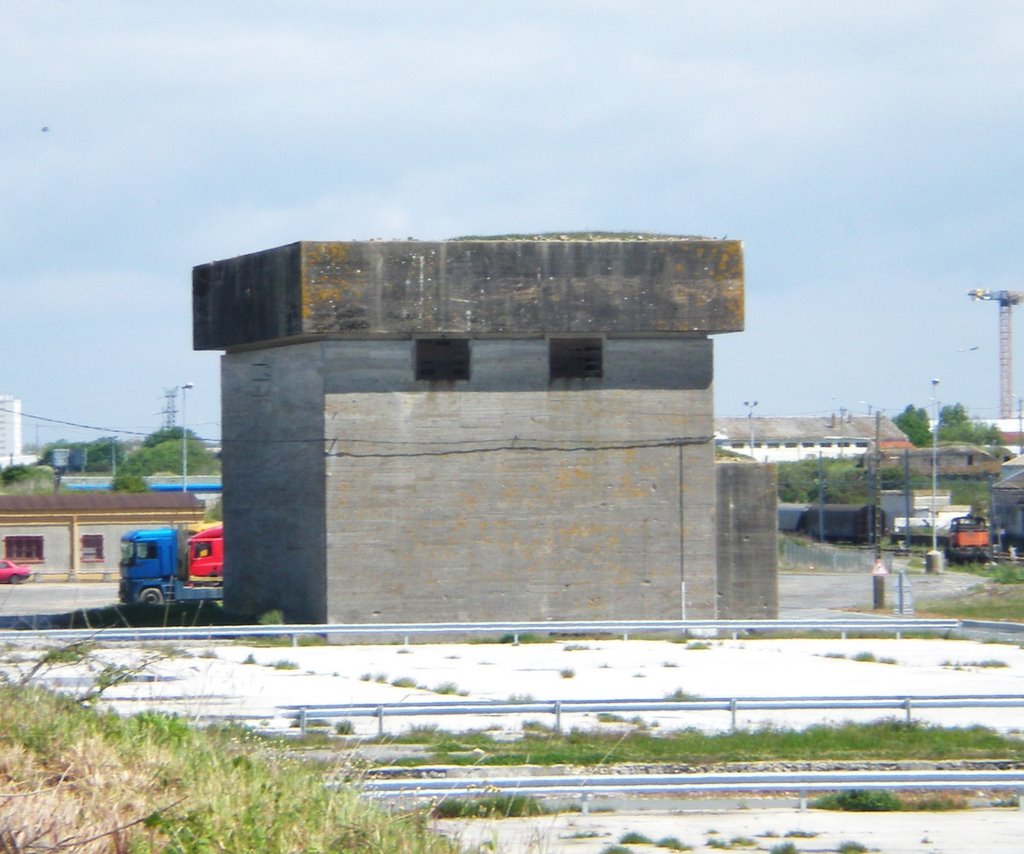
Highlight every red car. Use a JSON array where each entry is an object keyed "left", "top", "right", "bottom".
[{"left": 0, "top": 559, "right": 32, "bottom": 584}]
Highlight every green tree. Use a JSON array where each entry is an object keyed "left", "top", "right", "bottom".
[
  {"left": 110, "top": 472, "right": 147, "bottom": 493},
  {"left": 1, "top": 465, "right": 36, "bottom": 486},
  {"left": 118, "top": 429, "right": 220, "bottom": 478},
  {"left": 937, "top": 403, "right": 1003, "bottom": 446},
  {"left": 777, "top": 458, "right": 869, "bottom": 504},
  {"left": 893, "top": 404, "right": 932, "bottom": 447}
]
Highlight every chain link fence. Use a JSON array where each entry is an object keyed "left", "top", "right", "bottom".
[{"left": 779, "top": 538, "right": 877, "bottom": 572}]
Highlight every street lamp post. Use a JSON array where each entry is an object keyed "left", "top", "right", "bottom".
[
  {"left": 743, "top": 400, "right": 759, "bottom": 460},
  {"left": 181, "top": 383, "right": 194, "bottom": 492},
  {"left": 930, "top": 378, "right": 941, "bottom": 563}
]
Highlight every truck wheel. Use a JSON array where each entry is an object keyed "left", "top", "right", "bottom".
[{"left": 140, "top": 587, "right": 164, "bottom": 605}]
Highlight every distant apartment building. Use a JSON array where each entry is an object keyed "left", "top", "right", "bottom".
[
  {"left": 715, "top": 413, "right": 909, "bottom": 464},
  {"left": 0, "top": 395, "right": 34, "bottom": 468}
]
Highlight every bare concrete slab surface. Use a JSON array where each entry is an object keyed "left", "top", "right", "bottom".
[{"left": 436, "top": 806, "right": 1024, "bottom": 853}]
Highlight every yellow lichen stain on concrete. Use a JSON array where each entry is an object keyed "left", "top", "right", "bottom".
[
  {"left": 554, "top": 465, "right": 592, "bottom": 491},
  {"left": 301, "top": 243, "right": 366, "bottom": 323}
]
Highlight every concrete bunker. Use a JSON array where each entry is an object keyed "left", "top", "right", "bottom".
[{"left": 193, "top": 236, "right": 774, "bottom": 623}]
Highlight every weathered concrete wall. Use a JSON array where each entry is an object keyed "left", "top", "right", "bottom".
[
  {"left": 716, "top": 462, "right": 778, "bottom": 618},
  {"left": 220, "top": 342, "right": 328, "bottom": 622},
  {"left": 220, "top": 337, "right": 718, "bottom": 623},
  {"left": 194, "top": 238, "right": 744, "bottom": 349}
]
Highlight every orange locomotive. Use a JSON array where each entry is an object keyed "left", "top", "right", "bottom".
[{"left": 945, "top": 515, "right": 990, "bottom": 564}]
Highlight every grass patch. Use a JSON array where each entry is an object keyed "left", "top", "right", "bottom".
[
  {"left": 708, "top": 836, "right": 756, "bottom": 849},
  {"left": 917, "top": 582, "right": 1024, "bottom": 621},
  {"left": 656, "top": 837, "right": 692, "bottom": 851},
  {"left": 619, "top": 830, "right": 653, "bottom": 844},
  {"left": 811, "top": 788, "right": 966, "bottom": 812},
  {"left": 954, "top": 563, "right": 1024, "bottom": 584},
  {"left": 51, "top": 600, "right": 254, "bottom": 630},
  {"left": 384, "top": 719, "right": 1024, "bottom": 766},
  {"left": 941, "top": 659, "right": 1008, "bottom": 669},
  {"left": 493, "top": 633, "right": 546, "bottom": 644},
  {"left": 430, "top": 794, "right": 547, "bottom": 818},
  {"left": 811, "top": 788, "right": 903, "bottom": 811},
  {"left": 0, "top": 683, "right": 455, "bottom": 852},
  {"left": 664, "top": 688, "right": 702, "bottom": 701},
  {"left": 242, "top": 634, "right": 328, "bottom": 647}
]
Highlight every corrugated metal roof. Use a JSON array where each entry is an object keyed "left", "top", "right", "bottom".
[
  {"left": 0, "top": 493, "right": 203, "bottom": 512},
  {"left": 715, "top": 415, "right": 908, "bottom": 443}
]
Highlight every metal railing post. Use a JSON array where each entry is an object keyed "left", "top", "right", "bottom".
[
  {"left": 299, "top": 707, "right": 307, "bottom": 737},
  {"left": 376, "top": 706, "right": 384, "bottom": 737},
  {"left": 904, "top": 697, "right": 913, "bottom": 725},
  {"left": 730, "top": 698, "right": 738, "bottom": 732},
  {"left": 554, "top": 701, "right": 562, "bottom": 733}
]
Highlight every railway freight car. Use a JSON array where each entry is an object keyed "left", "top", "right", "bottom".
[{"left": 795, "top": 504, "right": 886, "bottom": 544}]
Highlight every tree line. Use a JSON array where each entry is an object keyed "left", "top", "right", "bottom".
[
  {"left": 1, "top": 428, "right": 220, "bottom": 493},
  {"left": 777, "top": 401, "right": 1002, "bottom": 514}
]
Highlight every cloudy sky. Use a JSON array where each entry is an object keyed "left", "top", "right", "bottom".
[{"left": 4, "top": 0, "right": 1023, "bottom": 445}]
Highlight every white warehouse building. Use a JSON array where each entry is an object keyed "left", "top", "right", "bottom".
[{"left": 715, "top": 413, "right": 910, "bottom": 464}]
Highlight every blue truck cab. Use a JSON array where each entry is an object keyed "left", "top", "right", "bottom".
[{"left": 119, "top": 527, "right": 223, "bottom": 605}]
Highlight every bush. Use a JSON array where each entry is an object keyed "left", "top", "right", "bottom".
[
  {"left": 620, "top": 831, "right": 653, "bottom": 844},
  {"left": 430, "top": 794, "right": 548, "bottom": 818},
  {"left": 811, "top": 788, "right": 902, "bottom": 811}
]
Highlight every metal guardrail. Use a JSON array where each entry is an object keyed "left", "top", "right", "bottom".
[
  {"left": 286, "top": 694, "right": 1024, "bottom": 736},
  {"left": 358, "top": 768, "right": 1024, "bottom": 812},
  {"left": 961, "top": 619, "right": 1024, "bottom": 636},
  {"left": 0, "top": 617, "right": 963, "bottom": 646}
]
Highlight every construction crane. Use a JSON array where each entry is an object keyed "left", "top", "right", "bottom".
[{"left": 968, "top": 288, "right": 1024, "bottom": 418}]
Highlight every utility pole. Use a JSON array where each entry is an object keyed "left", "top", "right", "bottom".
[
  {"left": 872, "top": 411, "right": 885, "bottom": 609},
  {"left": 928, "top": 378, "right": 944, "bottom": 573},
  {"left": 817, "top": 452, "right": 825, "bottom": 543},
  {"left": 743, "top": 400, "right": 758, "bottom": 460}
]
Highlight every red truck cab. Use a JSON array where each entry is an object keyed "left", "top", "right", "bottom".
[{"left": 188, "top": 524, "right": 223, "bottom": 578}]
